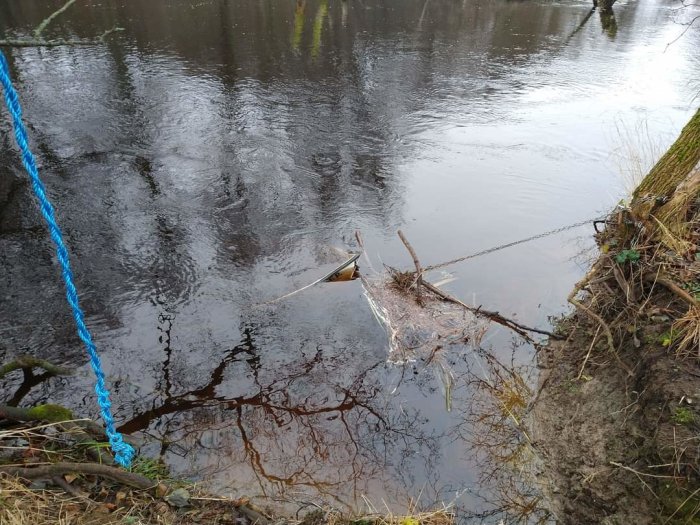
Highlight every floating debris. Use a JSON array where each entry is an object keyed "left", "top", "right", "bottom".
[{"left": 258, "top": 252, "right": 361, "bottom": 305}]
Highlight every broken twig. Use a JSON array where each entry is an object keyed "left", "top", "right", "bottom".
[
  {"left": 398, "top": 230, "right": 424, "bottom": 303},
  {"left": 394, "top": 230, "right": 562, "bottom": 341}
]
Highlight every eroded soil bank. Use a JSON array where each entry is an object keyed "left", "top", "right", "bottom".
[
  {"left": 528, "top": 158, "right": 700, "bottom": 523},
  {"left": 530, "top": 311, "right": 699, "bottom": 524}
]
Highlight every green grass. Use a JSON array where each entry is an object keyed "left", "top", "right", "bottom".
[
  {"left": 129, "top": 456, "right": 170, "bottom": 481},
  {"left": 671, "top": 406, "right": 695, "bottom": 425}
]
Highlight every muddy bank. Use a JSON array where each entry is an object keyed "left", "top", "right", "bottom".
[
  {"left": 528, "top": 114, "right": 700, "bottom": 523},
  {"left": 530, "top": 311, "right": 699, "bottom": 524}
]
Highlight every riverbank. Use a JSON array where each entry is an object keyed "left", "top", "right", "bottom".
[{"left": 528, "top": 114, "right": 700, "bottom": 524}]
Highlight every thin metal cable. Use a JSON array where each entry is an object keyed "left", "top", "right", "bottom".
[{"left": 424, "top": 217, "right": 601, "bottom": 272}]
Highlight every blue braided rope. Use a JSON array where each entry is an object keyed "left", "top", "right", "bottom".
[{"left": 0, "top": 50, "right": 135, "bottom": 468}]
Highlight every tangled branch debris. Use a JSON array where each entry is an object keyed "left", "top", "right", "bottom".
[{"left": 391, "top": 230, "right": 561, "bottom": 343}]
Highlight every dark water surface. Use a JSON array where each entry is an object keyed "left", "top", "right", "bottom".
[{"left": 0, "top": 0, "right": 698, "bottom": 520}]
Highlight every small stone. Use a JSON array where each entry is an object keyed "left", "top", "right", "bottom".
[
  {"left": 165, "top": 487, "right": 191, "bottom": 508},
  {"left": 29, "top": 480, "right": 47, "bottom": 490}
]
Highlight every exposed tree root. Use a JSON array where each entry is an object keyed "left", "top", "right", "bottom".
[
  {"left": 647, "top": 274, "right": 699, "bottom": 307},
  {"left": 566, "top": 263, "right": 634, "bottom": 376}
]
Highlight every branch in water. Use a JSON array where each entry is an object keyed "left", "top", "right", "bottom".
[
  {"left": 34, "top": 0, "right": 78, "bottom": 39},
  {"left": 0, "top": 28, "right": 123, "bottom": 48},
  {"left": 395, "top": 229, "right": 562, "bottom": 341},
  {"left": 0, "top": 39, "right": 94, "bottom": 47},
  {"left": 0, "top": 356, "right": 73, "bottom": 380}
]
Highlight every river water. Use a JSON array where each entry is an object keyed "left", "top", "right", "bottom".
[{"left": 0, "top": 0, "right": 698, "bottom": 521}]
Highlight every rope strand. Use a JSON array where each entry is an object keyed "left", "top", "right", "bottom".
[{"left": 0, "top": 50, "right": 134, "bottom": 467}]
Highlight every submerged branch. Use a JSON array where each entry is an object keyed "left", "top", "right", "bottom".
[
  {"left": 394, "top": 230, "right": 561, "bottom": 341},
  {"left": 34, "top": 0, "right": 77, "bottom": 39},
  {"left": 0, "top": 39, "right": 97, "bottom": 48},
  {"left": 0, "top": 26, "right": 124, "bottom": 48},
  {"left": 422, "top": 280, "right": 559, "bottom": 342}
]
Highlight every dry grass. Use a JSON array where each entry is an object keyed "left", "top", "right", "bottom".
[
  {"left": 0, "top": 475, "right": 126, "bottom": 525},
  {"left": 387, "top": 268, "right": 418, "bottom": 294},
  {"left": 0, "top": 471, "right": 458, "bottom": 525},
  {"left": 354, "top": 497, "right": 455, "bottom": 525},
  {"left": 672, "top": 305, "right": 700, "bottom": 358},
  {"left": 613, "top": 118, "right": 666, "bottom": 196}
]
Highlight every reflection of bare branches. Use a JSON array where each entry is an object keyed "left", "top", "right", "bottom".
[
  {"left": 115, "top": 327, "right": 445, "bottom": 509},
  {"left": 666, "top": 0, "right": 700, "bottom": 48},
  {"left": 450, "top": 347, "right": 552, "bottom": 524}
]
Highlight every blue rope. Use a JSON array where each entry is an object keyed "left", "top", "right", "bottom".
[{"left": 0, "top": 50, "right": 135, "bottom": 468}]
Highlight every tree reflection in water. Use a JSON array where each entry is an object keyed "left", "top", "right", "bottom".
[
  {"left": 84, "top": 304, "right": 550, "bottom": 522},
  {"left": 112, "top": 321, "right": 447, "bottom": 509},
  {"left": 450, "top": 342, "right": 553, "bottom": 524}
]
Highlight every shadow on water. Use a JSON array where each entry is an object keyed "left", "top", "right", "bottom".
[{"left": 0, "top": 0, "right": 698, "bottom": 521}]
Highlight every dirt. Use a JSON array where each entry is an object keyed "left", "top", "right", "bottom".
[{"left": 527, "top": 307, "right": 700, "bottom": 524}]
